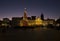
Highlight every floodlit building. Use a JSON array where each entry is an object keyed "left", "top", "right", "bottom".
[
  {"left": 0, "top": 8, "right": 56, "bottom": 27},
  {"left": 19, "top": 8, "right": 43, "bottom": 26},
  {"left": 35, "top": 17, "right": 43, "bottom": 26}
]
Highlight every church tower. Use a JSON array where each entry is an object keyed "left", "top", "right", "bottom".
[{"left": 23, "top": 8, "right": 27, "bottom": 20}]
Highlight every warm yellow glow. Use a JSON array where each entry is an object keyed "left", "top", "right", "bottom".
[
  {"left": 20, "top": 20, "right": 28, "bottom": 26},
  {"left": 28, "top": 23, "right": 32, "bottom": 26},
  {"left": 35, "top": 17, "right": 43, "bottom": 25},
  {"left": 20, "top": 20, "right": 23, "bottom": 26}
]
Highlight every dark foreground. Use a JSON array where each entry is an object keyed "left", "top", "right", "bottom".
[{"left": 0, "top": 27, "right": 60, "bottom": 41}]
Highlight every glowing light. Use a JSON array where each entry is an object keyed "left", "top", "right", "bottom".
[{"left": 35, "top": 17, "right": 43, "bottom": 25}]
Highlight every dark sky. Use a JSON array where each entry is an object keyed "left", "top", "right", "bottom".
[{"left": 0, "top": 0, "right": 60, "bottom": 20}]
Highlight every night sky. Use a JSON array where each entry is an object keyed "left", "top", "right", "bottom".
[{"left": 0, "top": 0, "right": 60, "bottom": 20}]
